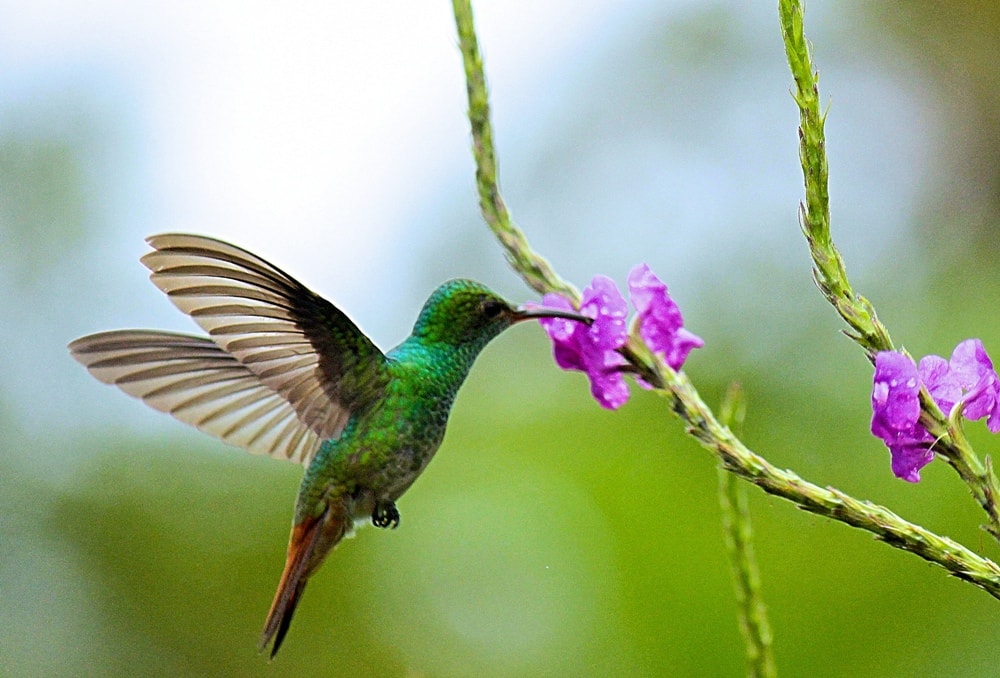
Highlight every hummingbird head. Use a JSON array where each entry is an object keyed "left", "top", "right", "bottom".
[{"left": 411, "top": 279, "right": 588, "bottom": 352}]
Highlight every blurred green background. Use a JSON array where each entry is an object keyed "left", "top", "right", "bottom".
[{"left": 4, "top": 1, "right": 1000, "bottom": 675}]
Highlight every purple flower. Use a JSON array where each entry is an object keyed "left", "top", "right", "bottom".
[
  {"left": 871, "top": 339, "right": 1000, "bottom": 482},
  {"left": 537, "top": 265, "right": 701, "bottom": 410},
  {"left": 627, "top": 263, "right": 703, "bottom": 372},
  {"left": 871, "top": 351, "right": 934, "bottom": 482},
  {"left": 888, "top": 441, "right": 937, "bottom": 485},
  {"left": 538, "top": 276, "right": 629, "bottom": 410},
  {"left": 945, "top": 339, "right": 1000, "bottom": 431},
  {"left": 917, "top": 354, "right": 958, "bottom": 413}
]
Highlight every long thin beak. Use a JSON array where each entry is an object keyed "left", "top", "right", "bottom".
[{"left": 512, "top": 305, "right": 592, "bottom": 324}]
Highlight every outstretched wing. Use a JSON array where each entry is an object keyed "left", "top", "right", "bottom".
[
  {"left": 140, "top": 233, "right": 390, "bottom": 443},
  {"left": 69, "top": 330, "right": 323, "bottom": 465}
]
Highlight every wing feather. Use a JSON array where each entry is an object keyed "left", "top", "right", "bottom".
[
  {"left": 140, "top": 234, "right": 390, "bottom": 441},
  {"left": 69, "top": 330, "right": 323, "bottom": 465}
]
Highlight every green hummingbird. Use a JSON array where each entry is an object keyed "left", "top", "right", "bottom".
[{"left": 68, "top": 233, "right": 587, "bottom": 657}]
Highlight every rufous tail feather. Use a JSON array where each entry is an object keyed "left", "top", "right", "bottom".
[{"left": 260, "top": 502, "right": 349, "bottom": 658}]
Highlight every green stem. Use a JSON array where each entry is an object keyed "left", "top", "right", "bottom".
[
  {"left": 919, "top": 392, "right": 1000, "bottom": 540},
  {"left": 718, "top": 385, "right": 776, "bottom": 678},
  {"left": 779, "top": 0, "right": 1000, "bottom": 541},
  {"left": 451, "top": 0, "right": 578, "bottom": 301},
  {"left": 779, "top": 0, "right": 890, "bottom": 354},
  {"left": 670, "top": 365, "right": 1000, "bottom": 599}
]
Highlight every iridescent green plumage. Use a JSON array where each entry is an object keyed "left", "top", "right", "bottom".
[
  {"left": 297, "top": 279, "right": 520, "bottom": 523},
  {"left": 68, "top": 234, "right": 586, "bottom": 658}
]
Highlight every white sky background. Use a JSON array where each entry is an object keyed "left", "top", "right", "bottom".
[{"left": 2, "top": 0, "right": 646, "bottom": 333}]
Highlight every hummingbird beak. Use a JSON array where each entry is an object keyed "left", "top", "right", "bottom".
[{"left": 511, "top": 304, "right": 592, "bottom": 325}]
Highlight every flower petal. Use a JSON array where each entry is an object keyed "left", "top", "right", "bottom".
[
  {"left": 917, "top": 354, "right": 959, "bottom": 414},
  {"left": 950, "top": 339, "right": 1000, "bottom": 424},
  {"left": 889, "top": 441, "right": 935, "bottom": 483},
  {"left": 871, "top": 351, "right": 921, "bottom": 439},
  {"left": 536, "top": 294, "right": 578, "bottom": 342},
  {"left": 533, "top": 281, "right": 632, "bottom": 409},
  {"left": 627, "top": 263, "right": 702, "bottom": 370},
  {"left": 580, "top": 275, "right": 628, "bottom": 350},
  {"left": 588, "top": 352, "right": 630, "bottom": 409}
]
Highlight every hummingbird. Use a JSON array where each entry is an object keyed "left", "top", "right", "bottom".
[{"left": 68, "top": 233, "right": 587, "bottom": 657}]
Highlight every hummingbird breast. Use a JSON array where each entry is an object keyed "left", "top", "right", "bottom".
[
  {"left": 356, "top": 362, "right": 457, "bottom": 498},
  {"left": 296, "top": 339, "right": 475, "bottom": 525},
  {"left": 314, "top": 369, "right": 453, "bottom": 507}
]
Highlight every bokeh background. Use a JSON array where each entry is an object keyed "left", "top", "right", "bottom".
[{"left": 4, "top": 1, "right": 1000, "bottom": 675}]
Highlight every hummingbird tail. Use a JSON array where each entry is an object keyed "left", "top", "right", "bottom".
[{"left": 260, "top": 502, "right": 350, "bottom": 659}]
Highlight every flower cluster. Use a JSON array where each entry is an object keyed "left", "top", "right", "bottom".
[
  {"left": 536, "top": 264, "right": 702, "bottom": 410},
  {"left": 871, "top": 339, "right": 1000, "bottom": 482}
]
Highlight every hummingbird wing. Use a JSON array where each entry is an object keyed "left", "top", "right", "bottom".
[
  {"left": 139, "top": 233, "right": 391, "bottom": 445},
  {"left": 69, "top": 330, "right": 324, "bottom": 464}
]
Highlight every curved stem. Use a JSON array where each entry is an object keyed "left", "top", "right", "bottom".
[
  {"left": 669, "top": 362, "right": 1000, "bottom": 599},
  {"left": 779, "top": 0, "right": 1000, "bottom": 540},
  {"left": 451, "top": 0, "right": 578, "bottom": 301}
]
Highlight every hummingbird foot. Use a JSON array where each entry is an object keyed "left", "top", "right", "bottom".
[{"left": 371, "top": 501, "right": 400, "bottom": 529}]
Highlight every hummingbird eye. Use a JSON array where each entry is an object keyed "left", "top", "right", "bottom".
[{"left": 481, "top": 299, "right": 506, "bottom": 318}]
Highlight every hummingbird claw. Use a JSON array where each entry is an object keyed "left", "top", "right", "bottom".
[{"left": 372, "top": 501, "right": 400, "bottom": 529}]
